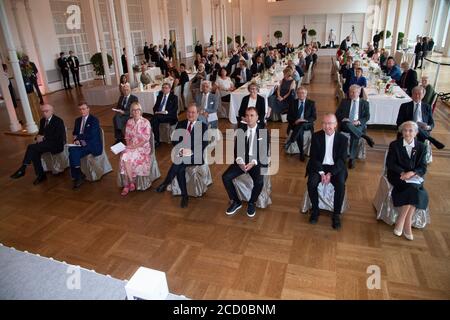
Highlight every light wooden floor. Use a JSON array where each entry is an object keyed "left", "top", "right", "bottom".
[{"left": 0, "top": 58, "right": 449, "bottom": 300}]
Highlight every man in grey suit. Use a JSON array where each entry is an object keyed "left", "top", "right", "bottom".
[
  {"left": 195, "top": 80, "right": 219, "bottom": 128},
  {"left": 113, "top": 83, "right": 139, "bottom": 144},
  {"left": 335, "top": 84, "right": 375, "bottom": 169}
]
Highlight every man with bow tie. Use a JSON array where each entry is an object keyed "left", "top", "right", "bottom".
[{"left": 67, "top": 50, "right": 82, "bottom": 87}]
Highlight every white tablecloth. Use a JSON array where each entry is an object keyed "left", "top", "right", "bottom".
[
  {"left": 132, "top": 86, "right": 161, "bottom": 114},
  {"left": 364, "top": 86, "right": 412, "bottom": 125}
]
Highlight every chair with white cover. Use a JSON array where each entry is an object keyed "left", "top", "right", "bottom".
[
  {"left": 302, "top": 63, "right": 313, "bottom": 84},
  {"left": 174, "top": 85, "right": 184, "bottom": 114},
  {"left": 167, "top": 149, "right": 213, "bottom": 197},
  {"left": 80, "top": 128, "right": 113, "bottom": 181},
  {"left": 285, "top": 129, "right": 312, "bottom": 156},
  {"left": 340, "top": 132, "right": 367, "bottom": 160},
  {"left": 159, "top": 123, "right": 177, "bottom": 144},
  {"left": 301, "top": 182, "right": 349, "bottom": 214},
  {"left": 216, "top": 90, "right": 229, "bottom": 119},
  {"left": 373, "top": 151, "right": 431, "bottom": 228},
  {"left": 117, "top": 132, "right": 161, "bottom": 190},
  {"left": 232, "top": 170, "right": 272, "bottom": 209},
  {"left": 41, "top": 127, "right": 69, "bottom": 174}
]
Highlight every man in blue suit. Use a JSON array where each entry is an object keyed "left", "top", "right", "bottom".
[
  {"left": 69, "top": 102, "right": 103, "bottom": 189},
  {"left": 383, "top": 57, "right": 401, "bottom": 82}
]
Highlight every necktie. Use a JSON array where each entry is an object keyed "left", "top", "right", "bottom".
[
  {"left": 349, "top": 100, "right": 357, "bottom": 121},
  {"left": 401, "top": 70, "right": 407, "bottom": 88},
  {"left": 159, "top": 95, "right": 167, "bottom": 112},
  {"left": 241, "top": 69, "right": 246, "bottom": 83},
  {"left": 122, "top": 96, "right": 128, "bottom": 109},
  {"left": 80, "top": 117, "right": 86, "bottom": 134},
  {"left": 414, "top": 103, "right": 420, "bottom": 121},
  {"left": 187, "top": 121, "right": 192, "bottom": 134},
  {"left": 44, "top": 118, "right": 49, "bottom": 128},
  {"left": 298, "top": 101, "right": 304, "bottom": 119}
]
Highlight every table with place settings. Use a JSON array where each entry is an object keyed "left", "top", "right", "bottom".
[{"left": 364, "top": 85, "right": 412, "bottom": 125}]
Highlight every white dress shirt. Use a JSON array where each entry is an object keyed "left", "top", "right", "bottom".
[
  {"left": 403, "top": 138, "right": 415, "bottom": 158},
  {"left": 248, "top": 97, "right": 257, "bottom": 108},
  {"left": 236, "top": 125, "right": 258, "bottom": 166},
  {"left": 321, "top": 132, "right": 335, "bottom": 170}
]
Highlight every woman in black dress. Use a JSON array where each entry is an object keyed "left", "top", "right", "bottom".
[
  {"left": 238, "top": 83, "right": 267, "bottom": 128},
  {"left": 386, "top": 121, "right": 428, "bottom": 241}
]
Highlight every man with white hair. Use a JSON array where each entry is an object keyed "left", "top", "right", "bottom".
[
  {"left": 397, "top": 86, "right": 445, "bottom": 150},
  {"left": 113, "top": 83, "right": 138, "bottom": 144},
  {"left": 11, "top": 104, "right": 66, "bottom": 185},
  {"left": 195, "top": 80, "right": 219, "bottom": 128}
]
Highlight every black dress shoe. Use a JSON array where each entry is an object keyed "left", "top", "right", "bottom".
[
  {"left": 77, "top": 83, "right": 83, "bottom": 87},
  {"left": 428, "top": 137, "right": 445, "bottom": 150},
  {"left": 309, "top": 210, "right": 319, "bottom": 224},
  {"left": 73, "top": 178, "right": 84, "bottom": 189},
  {"left": 362, "top": 134, "right": 375, "bottom": 148},
  {"left": 11, "top": 166, "right": 26, "bottom": 179},
  {"left": 332, "top": 214, "right": 341, "bottom": 230},
  {"left": 247, "top": 203, "right": 256, "bottom": 218},
  {"left": 226, "top": 201, "right": 242, "bottom": 216},
  {"left": 68, "top": 86, "right": 73, "bottom": 89},
  {"left": 180, "top": 196, "right": 189, "bottom": 208},
  {"left": 156, "top": 183, "right": 168, "bottom": 193},
  {"left": 299, "top": 153, "right": 305, "bottom": 162},
  {"left": 154, "top": 141, "right": 161, "bottom": 148},
  {"left": 348, "top": 159, "right": 355, "bottom": 169},
  {"left": 33, "top": 174, "right": 47, "bottom": 185}
]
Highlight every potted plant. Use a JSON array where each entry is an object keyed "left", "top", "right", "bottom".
[
  {"left": 274, "top": 30, "right": 283, "bottom": 43},
  {"left": 235, "top": 35, "right": 245, "bottom": 45},
  {"left": 378, "top": 30, "right": 391, "bottom": 40},
  {"left": 227, "top": 36, "right": 232, "bottom": 45},
  {"left": 90, "top": 52, "right": 113, "bottom": 84},
  {"left": 397, "top": 32, "right": 404, "bottom": 50},
  {"left": 308, "top": 29, "right": 317, "bottom": 42}
]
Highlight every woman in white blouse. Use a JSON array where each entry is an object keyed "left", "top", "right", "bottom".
[
  {"left": 215, "top": 67, "right": 235, "bottom": 102},
  {"left": 238, "top": 83, "right": 267, "bottom": 128}
]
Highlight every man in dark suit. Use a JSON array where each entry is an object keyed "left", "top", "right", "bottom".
[
  {"left": 22, "top": 55, "right": 44, "bottom": 104},
  {"left": 306, "top": 113, "right": 348, "bottom": 229},
  {"left": 156, "top": 104, "right": 209, "bottom": 208},
  {"left": 151, "top": 83, "right": 178, "bottom": 147},
  {"left": 121, "top": 48, "right": 128, "bottom": 74},
  {"left": 11, "top": 104, "right": 65, "bottom": 185},
  {"left": 68, "top": 102, "right": 103, "bottom": 189},
  {"left": 413, "top": 37, "right": 422, "bottom": 70},
  {"left": 222, "top": 107, "right": 270, "bottom": 218},
  {"left": 195, "top": 41, "right": 203, "bottom": 56},
  {"left": 340, "top": 36, "right": 350, "bottom": 51},
  {"left": 336, "top": 84, "right": 375, "bottom": 169},
  {"left": 68, "top": 51, "right": 82, "bottom": 87},
  {"left": 373, "top": 31, "right": 380, "bottom": 49},
  {"left": 226, "top": 49, "right": 240, "bottom": 74},
  {"left": 144, "top": 42, "right": 150, "bottom": 63},
  {"left": 286, "top": 87, "right": 317, "bottom": 161},
  {"left": 57, "top": 52, "right": 71, "bottom": 90},
  {"left": 264, "top": 50, "right": 275, "bottom": 69},
  {"left": 397, "top": 62, "right": 418, "bottom": 96},
  {"left": 301, "top": 25, "right": 308, "bottom": 46},
  {"left": 163, "top": 39, "right": 169, "bottom": 57},
  {"left": 113, "top": 83, "right": 138, "bottom": 144},
  {"left": 396, "top": 86, "right": 445, "bottom": 149},
  {"left": 231, "top": 60, "right": 252, "bottom": 88},
  {"left": 250, "top": 56, "right": 264, "bottom": 75}
]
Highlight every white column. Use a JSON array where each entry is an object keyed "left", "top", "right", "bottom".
[
  {"left": 10, "top": 0, "right": 26, "bottom": 53},
  {"left": 214, "top": 3, "right": 219, "bottom": 49},
  {"left": 239, "top": 0, "right": 243, "bottom": 45},
  {"left": 93, "top": 0, "right": 111, "bottom": 85},
  {"left": 223, "top": 2, "right": 228, "bottom": 55},
  {"left": 340, "top": 14, "right": 344, "bottom": 42},
  {"left": 429, "top": 0, "right": 439, "bottom": 36},
  {"left": 403, "top": 0, "right": 413, "bottom": 45},
  {"left": 107, "top": 0, "right": 123, "bottom": 82},
  {"left": 210, "top": 0, "right": 215, "bottom": 48},
  {"left": 443, "top": 22, "right": 450, "bottom": 57},
  {"left": 231, "top": 2, "right": 235, "bottom": 49},
  {"left": 0, "top": 57, "right": 21, "bottom": 132},
  {"left": 219, "top": 1, "right": 224, "bottom": 53},
  {"left": 391, "top": 0, "right": 402, "bottom": 52},
  {"left": 24, "top": 0, "right": 49, "bottom": 93},
  {"left": 0, "top": 0, "right": 38, "bottom": 133},
  {"left": 380, "top": 0, "right": 389, "bottom": 49},
  {"left": 119, "top": 0, "right": 134, "bottom": 84}
]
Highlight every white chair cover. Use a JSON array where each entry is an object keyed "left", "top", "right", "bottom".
[
  {"left": 285, "top": 129, "right": 312, "bottom": 156},
  {"left": 301, "top": 183, "right": 349, "bottom": 214},
  {"left": 232, "top": 173, "right": 272, "bottom": 209},
  {"left": 341, "top": 132, "right": 367, "bottom": 160},
  {"left": 80, "top": 128, "right": 113, "bottom": 181}
]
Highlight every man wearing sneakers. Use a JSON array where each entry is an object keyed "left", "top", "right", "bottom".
[{"left": 222, "top": 107, "right": 270, "bottom": 218}]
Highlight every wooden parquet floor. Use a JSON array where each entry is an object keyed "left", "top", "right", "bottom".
[{"left": 1, "top": 58, "right": 449, "bottom": 300}]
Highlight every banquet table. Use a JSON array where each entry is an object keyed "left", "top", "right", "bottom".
[
  {"left": 364, "top": 85, "right": 412, "bottom": 125},
  {"left": 229, "top": 71, "right": 284, "bottom": 124}
]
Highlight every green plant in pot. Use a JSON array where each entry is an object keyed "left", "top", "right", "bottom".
[
  {"left": 235, "top": 35, "right": 245, "bottom": 45},
  {"left": 308, "top": 29, "right": 317, "bottom": 42},
  {"left": 397, "top": 32, "right": 404, "bottom": 50},
  {"left": 274, "top": 30, "right": 283, "bottom": 43},
  {"left": 90, "top": 52, "right": 113, "bottom": 84}
]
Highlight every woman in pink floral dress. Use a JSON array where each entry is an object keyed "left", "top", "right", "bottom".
[{"left": 119, "top": 102, "right": 152, "bottom": 195}]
